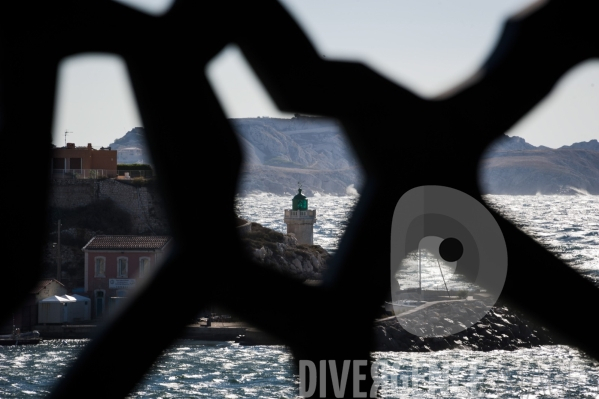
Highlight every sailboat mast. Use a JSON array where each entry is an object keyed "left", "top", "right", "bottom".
[{"left": 418, "top": 248, "right": 421, "bottom": 297}]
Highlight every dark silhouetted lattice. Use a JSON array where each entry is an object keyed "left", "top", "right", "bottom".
[{"left": 1, "top": 1, "right": 597, "bottom": 398}]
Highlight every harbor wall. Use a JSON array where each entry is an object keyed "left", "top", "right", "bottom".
[{"left": 49, "top": 179, "right": 169, "bottom": 234}]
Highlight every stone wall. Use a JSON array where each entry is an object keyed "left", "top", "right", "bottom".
[{"left": 49, "top": 179, "right": 170, "bottom": 235}]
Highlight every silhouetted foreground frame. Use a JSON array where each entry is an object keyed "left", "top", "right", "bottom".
[{"left": 1, "top": 1, "right": 597, "bottom": 398}]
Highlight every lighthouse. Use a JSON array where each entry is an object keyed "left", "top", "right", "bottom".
[{"left": 284, "top": 186, "right": 317, "bottom": 245}]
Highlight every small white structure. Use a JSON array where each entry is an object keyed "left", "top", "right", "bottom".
[
  {"left": 38, "top": 295, "right": 74, "bottom": 324},
  {"left": 67, "top": 294, "right": 91, "bottom": 322},
  {"left": 38, "top": 294, "right": 91, "bottom": 324}
]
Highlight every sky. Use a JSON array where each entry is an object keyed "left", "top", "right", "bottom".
[{"left": 53, "top": 0, "right": 598, "bottom": 149}]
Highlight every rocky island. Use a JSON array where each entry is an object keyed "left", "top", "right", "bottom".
[
  {"left": 238, "top": 218, "right": 329, "bottom": 281},
  {"left": 372, "top": 301, "right": 558, "bottom": 352}
]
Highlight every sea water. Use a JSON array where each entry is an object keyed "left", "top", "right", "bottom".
[{"left": 1, "top": 194, "right": 599, "bottom": 398}]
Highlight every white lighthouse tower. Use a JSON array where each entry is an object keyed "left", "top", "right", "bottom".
[{"left": 284, "top": 185, "right": 316, "bottom": 245}]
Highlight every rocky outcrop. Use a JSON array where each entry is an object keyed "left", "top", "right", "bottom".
[
  {"left": 485, "top": 135, "right": 537, "bottom": 153},
  {"left": 372, "top": 303, "right": 558, "bottom": 352},
  {"left": 240, "top": 221, "right": 330, "bottom": 280},
  {"left": 560, "top": 138, "right": 599, "bottom": 151}
]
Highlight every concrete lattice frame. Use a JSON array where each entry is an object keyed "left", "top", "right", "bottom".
[{"left": 0, "top": 1, "right": 598, "bottom": 398}]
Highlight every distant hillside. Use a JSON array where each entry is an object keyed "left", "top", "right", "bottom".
[
  {"left": 107, "top": 124, "right": 597, "bottom": 196},
  {"left": 108, "top": 127, "right": 152, "bottom": 165},
  {"left": 230, "top": 115, "right": 364, "bottom": 196},
  {"left": 485, "top": 134, "right": 537, "bottom": 152},
  {"left": 479, "top": 135, "right": 599, "bottom": 195},
  {"left": 560, "top": 139, "right": 599, "bottom": 152}
]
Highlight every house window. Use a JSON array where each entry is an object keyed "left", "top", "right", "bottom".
[
  {"left": 117, "top": 258, "right": 128, "bottom": 278},
  {"left": 116, "top": 289, "right": 128, "bottom": 297},
  {"left": 139, "top": 258, "right": 150, "bottom": 278},
  {"left": 95, "top": 257, "right": 106, "bottom": 278}
]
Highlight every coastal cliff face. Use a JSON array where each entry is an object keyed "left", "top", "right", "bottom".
[
  {"left": 106, "top": 123, "right": 597, "bottom": 196},
  {"left": 479, "top": 136, "right": 599, "bottom": 195},
  {"left": 234, "top": 123, "right": 599, "bottom": 196},
  {"left": 231, "top": 116, "right": 365, "bottom": 196},
  {"left": 238, "top": 220, "right": 329, "bottom": 280}
]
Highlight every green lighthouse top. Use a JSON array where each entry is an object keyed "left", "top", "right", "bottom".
[{"left": 292, "top": 188, "right": 308, "bottom": 211}]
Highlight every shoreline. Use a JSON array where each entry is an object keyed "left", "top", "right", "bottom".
[
  {"left": 373, "top": 302, "right": 557, "bottom": 352},
  {"left": 30, "top": 322, "right": 283, "bottom": 345},
  {"left": 30, "top": 302, "right": 557, "bottom": 352}
]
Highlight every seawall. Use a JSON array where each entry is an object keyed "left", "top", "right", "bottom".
[{"left": 35, "top": 324, "right": 249, "bottom": 341}]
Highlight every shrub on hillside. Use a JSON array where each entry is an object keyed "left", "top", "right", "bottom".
[{"left": 247, "top": 222, "right": 285, "bottom": 243}]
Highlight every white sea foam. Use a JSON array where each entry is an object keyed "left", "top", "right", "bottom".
[{"left": 346, "top": 183, "right": 359, "bottom": 196}]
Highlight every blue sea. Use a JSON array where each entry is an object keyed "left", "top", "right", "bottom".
[{"left": 2, "top": 194, "right": 599, "bottom": 398}]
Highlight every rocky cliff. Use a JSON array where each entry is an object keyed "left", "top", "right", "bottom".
[
  {"left": 106, "top": 125, "right": 597, "bottom": 196},
  {"left": 560, "top": 138, "right": 599, "bottom": 151},
  {"left": 479, "top": 135, "right": 599, "bottom": 195},
  {"left": 231, "top": 115, "right": 365, "bottom": 196},
  {"left": 234, "top": 123, "right": 597, "bottom": 196},
  {"left": 106, "top": 118, "right": 364, "bottom": 196}
]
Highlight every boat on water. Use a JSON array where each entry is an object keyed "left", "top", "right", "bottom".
[{"left": 0, "top": 327, "right": 41, "bottom": 346}]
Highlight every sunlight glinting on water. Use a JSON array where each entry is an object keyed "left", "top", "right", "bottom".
[
  {"left": 236, "top": 192, "right": 359, "bottom": 255},
  {"left": 483, "top": 194, "right": 599, "bottom": 285},
  {"left": 2, "top": 194, "right": 599, "bottom": 397}
]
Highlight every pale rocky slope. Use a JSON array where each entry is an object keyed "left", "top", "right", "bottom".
[
  {"left": 107, "top": 124, "right": 598, "bottom": 196},
  {"left": 480, "top": 135, "right": 599, "bottom": 195}
]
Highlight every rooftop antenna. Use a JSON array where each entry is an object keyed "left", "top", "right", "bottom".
[{"left": 64, "top": 130, "right": 73, "bottom": 146}]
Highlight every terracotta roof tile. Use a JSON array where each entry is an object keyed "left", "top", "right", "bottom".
[{"left": 83, "top": 235, "right": 171, "bottom": 250}]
